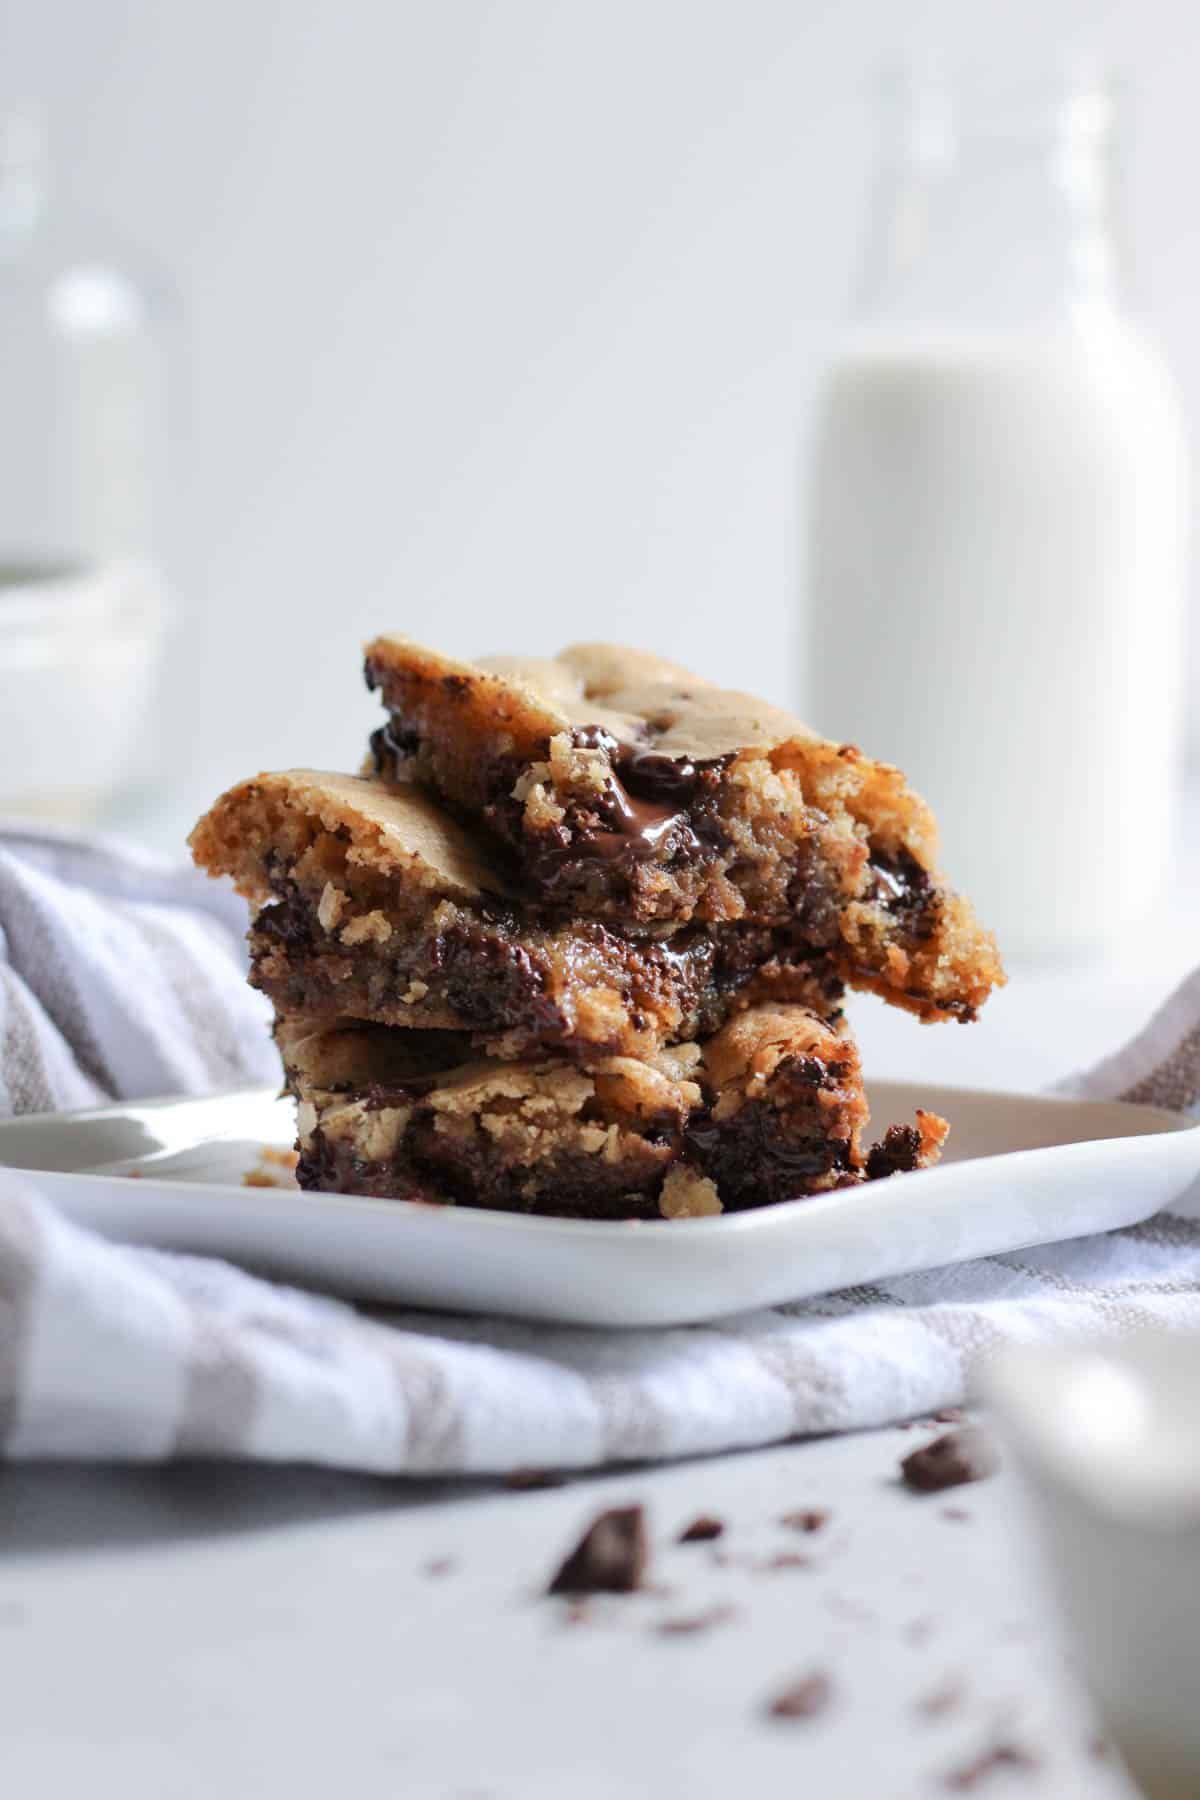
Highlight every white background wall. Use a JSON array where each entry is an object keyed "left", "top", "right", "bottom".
[{"left": 5, "top": 0, "right": 1199, "bottom": 834}]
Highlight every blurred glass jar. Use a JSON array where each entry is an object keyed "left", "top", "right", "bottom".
[
  {"left": 0, "top": 108, "right": 168, "bottom": 825},
  {"left": 802, "top": 66, "right": 1190, "bottom": 956}
]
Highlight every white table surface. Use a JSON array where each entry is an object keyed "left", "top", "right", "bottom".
[{"left": 4, "top": 795, "right": 1196, "bottom": 1799}]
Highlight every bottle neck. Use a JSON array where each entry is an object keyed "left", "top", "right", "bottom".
[{"left": 855, "top": 70, "right": 1123, "bottom": 332}]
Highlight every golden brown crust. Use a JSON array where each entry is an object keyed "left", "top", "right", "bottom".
[
  {"left": 362, "top": 637, "right": 1003, "bottom": 1020},
  {"left": 191, "top": 769, "right": 847, "bottom": 1061},
  {"left": 189, "top": 768, "right": 502, "bottom": 906},
  {"left": 364, "top": 635, "right": 934, "bottom": 853}
]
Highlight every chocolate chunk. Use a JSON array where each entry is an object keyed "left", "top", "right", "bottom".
[
  {"left": 942, "top": 1742, "right": 1040, "bottom": 1790},
  {"left": 780, "top": 1507, "right": 830, "bottom": 1534},
  {"left": 865, "top": 1123, "right": 924, "bottom": 1180},
  {"left": 654, "top": 1602, "right": 738, "bottom": 1636},
  {"left": 901, "top": 1429, "right": 998, "bottom": 1494},
  {"left": 766, "top": 1671, "right": 834, "bottom": 1721},
  {"left": 505, "top": 1468, "right": 567, "bottom": 1490},
  {"left": 547, "top": 1505, "right": 648, "bottom": 1595},
  {"left": 678, "top": 1514, "right": 725, "bottom": 1544}
]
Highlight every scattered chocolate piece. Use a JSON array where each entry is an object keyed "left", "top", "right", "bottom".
[
  {"left": 941, "top": 1507, "right": 972, "bottom": 1523},
  {"left": 654, "top": 1602, "right": 739, "bottom": 1637},
  {"left": 915, "top": 1678, "right": 966, "bottom": 1721},
  {"left": 422, "top": 1555, "right": 457, "bottom": 1578},
  {"left": 678, "top": 1514, "right": 725, "bottom": 1544},
  {"left": 934, "top": 1407, "right": 965, "bottom": 1424},
  {"left": 901, "top": 1428, "right": 998, "bottom": 1494},
  {"left": 506, "top": 1468, "right": 567, "bottom": 1490},
  {"left": 942, "top": 1742, "right": 1040, "bottom": 1790},
  {"left": 759, "top": 1550, "right": 813, "bottom": 1573},
  {"left": 780, "top": 1508, "right": 830, "bottom": 1534},
  {"left": 547, "top": 1504, "right": 648, "bottom": 1595},
  {"left": 766, "top": 1671, "right": 834, "bottom": 1721}
]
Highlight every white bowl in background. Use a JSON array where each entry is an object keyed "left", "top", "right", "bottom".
[{"left": 987, "top": 1333, "right": 1200, "bottom": 1800}]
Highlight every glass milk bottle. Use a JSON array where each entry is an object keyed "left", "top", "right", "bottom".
[
  {"left": 803, "top": 68, "right": 1189, "bottom": 955},
  {"left": 0, "top": 109, "right": 168, "bottom": 823}
]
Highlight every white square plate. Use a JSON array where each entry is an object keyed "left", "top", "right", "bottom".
[{"left": 0, "top": 1083, "right": 1195, "bottom": 1327}]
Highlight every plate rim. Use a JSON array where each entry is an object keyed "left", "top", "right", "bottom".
[{"left": 0, "top": 1078, "right": 1192, "bottom": 1244}]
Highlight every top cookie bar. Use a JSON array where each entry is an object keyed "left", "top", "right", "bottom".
[{"left": 364, "top": 637, "right": 1003, "bottom": 1022}]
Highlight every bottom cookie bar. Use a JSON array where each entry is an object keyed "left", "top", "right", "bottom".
[{"left": 281, "top": 1004, "right": 947, "bottom": 1220}]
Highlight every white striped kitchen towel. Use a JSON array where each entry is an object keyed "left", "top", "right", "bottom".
[{"left": 0, "top": 823, "right": 1198, "bottom": 1472}]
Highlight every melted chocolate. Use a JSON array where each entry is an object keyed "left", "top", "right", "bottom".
[
  {"left": 369, "top": 719, "right": 421, "bottom": 774},
  {"left": 684, "top": 1051, "right": 857, "bottom": 1208},
  {"left": 298, "top": 1118, "right": 669, "bottom": 1218}
]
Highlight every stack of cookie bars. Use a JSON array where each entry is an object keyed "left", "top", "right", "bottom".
[{"left": 191, "top": 640, "right": 1003, "bottom": 1219}]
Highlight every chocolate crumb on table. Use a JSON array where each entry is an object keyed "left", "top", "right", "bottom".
[
  {"left": 780, "top": 1507, "right": 831, "bottom": 1534},
  {"left": 758, "top": 1550, "right": 814, "bottom": 1573},
  {"left": 765, "top": 1671, "right": 835, "bottom": 1721},
  {"left": 505, "top": 1468, "right": 567, "bottom": 1491},
  {"left": 677, "top": 1514, "right": 725, "bottom": 1543},
  {"left": 914, "top": 1678, "right": 966, "bottom": 1721},
  {"left": 901, "top": 1428, "right": 998, "bottom": 1494},
  {"left": 941, "top": 1741, "right": 1041, "bottom": 1790},
  {"left": 653, "top": 1602, "right": 739, "bottom": 1637},
  {"left": 547, "top": 1505, "right": 648, "bottom": 1595}
]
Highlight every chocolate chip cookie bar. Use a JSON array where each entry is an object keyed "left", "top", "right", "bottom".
[
  {"left": 280, "top": 1003, "right": 945, "bottom": 1219},
  {"left": 190, "top": 770, "right": 844, "bottom": 1062},
  {"left": 364, "top": 638, "right": 1003, "bottom": 1022}
]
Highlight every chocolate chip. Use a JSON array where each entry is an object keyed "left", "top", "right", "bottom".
[
  {"left": 653, "top": 1602, "right": 739, "bottom": 1637},
  {"left": 780, "top": 1508, "right": 830, "bottom": 1534},
  {"left": 678, "top": 1514, "right": 725, "bottom": 1543},
  {"left": 547, "top": 1505, "right": 648, "bottom": 1595},
  {"left": 505, "top": 1468, "right": 566, "bottom": 1490},
  {"left": 901, "top": 1429, "right": 998, "bottom": 1494},
  {"left": 766, "top": 1671, "right": 834, "bottom": 1721},
  {"left": 941, "top": 1742, "right": 1040, "bottom": 1790}
]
